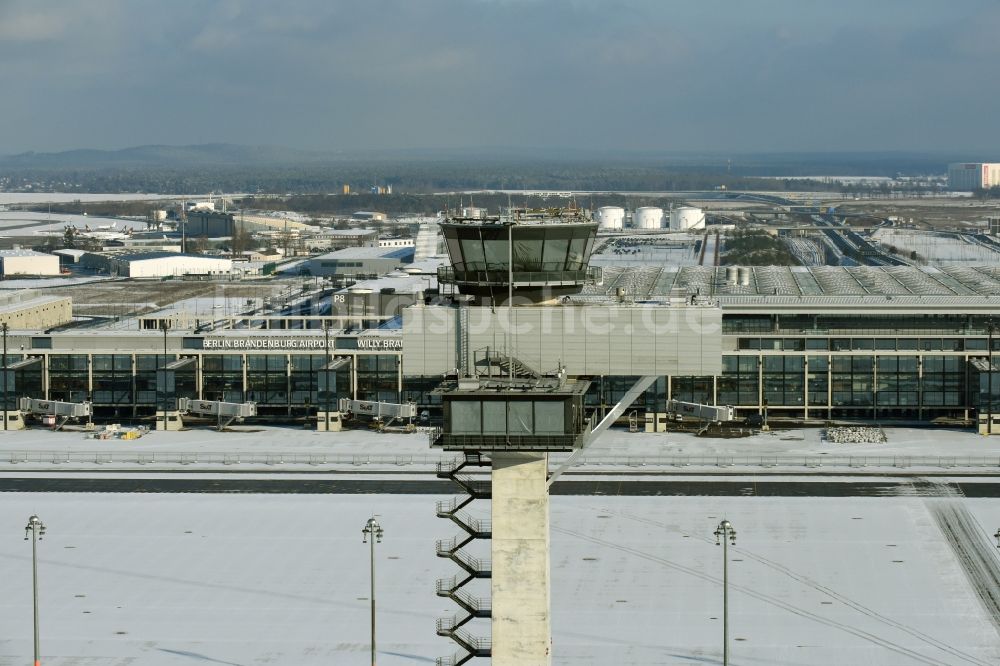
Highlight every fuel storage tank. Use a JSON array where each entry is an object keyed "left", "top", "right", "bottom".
[
  {"left": 633, "top": 207, "right": 664, "bottom": 229},
  {"left": 595, "top": 206, "right": 625, "bottom": 230},
  {"left": 670, "top": 206, "right": 705, "bottom": 230}
]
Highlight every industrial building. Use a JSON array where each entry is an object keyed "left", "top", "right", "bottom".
[
  {"left": 352, "top": 211, "right": 387, "bottom": 221},
  {"left": 0, "top": 291, "right": 72, "bottom": 329},
  {"left": 306, "top": 246, "right": 414, "bottom": 278},
  {"left": 948, "top": 162, "right": 1000, "bottom": 190},
  {"left": 185, "top": 211, "right": 315, "bottom": 237},
  {"left": 79, "top": 251, "right": 233, "bottom": 278},
  {"left": 0, "top": 249, "right": 60, "bottom": 277},
  {"left": 311, "top": 228, "right": 379, "bottom": 249}
]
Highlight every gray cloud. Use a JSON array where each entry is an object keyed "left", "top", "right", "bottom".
[{"left": 1, "top": 0, "right": 998, "bottom": 154}]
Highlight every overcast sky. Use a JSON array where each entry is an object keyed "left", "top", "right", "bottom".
[{"left": 2, "top": 0, "right": 999, "bottom": 155}]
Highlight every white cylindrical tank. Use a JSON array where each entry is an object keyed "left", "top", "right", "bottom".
[
  {"left": 595, "top": 206, "right": 625, "bottom": 230},
  {"left": 633, "top": 207, "right": 664, "bottom": 229},
  {"left": 671, "top": 206, "right": 705, "bottom": 230},
  {"left": 737, "top": 267, "right": 751, "bottom": 287},
  {"left": 725, "top": 266, "right": 737, "bottom": 284}
]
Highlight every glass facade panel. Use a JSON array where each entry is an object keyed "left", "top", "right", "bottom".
[
  {"left": 203, "top": 354, "right": 244, "bottom": 402},
  {"left": 922, "top": 355, "right": 963, "bottom": 407},
  {"left": 92, "top": 354, "right": 132, "bottom": 405},
  {"left": 763, "top": 356, "right": 804, "bottom": 406},
  {"left": 832, "top": 356, "right": 872, "bottom": 406},
  {"left": 719, "top": 356, "right": 758, "bottom": 406},
  {"left": 807, "top": 356, "right": 828, "bottom": 406},
  {"left": 246, "top": 355, "right": 288, "bottom": 406},
  {"left": 482, "top": 401, "right": 506, "bottom": 434},
  {"left": 534, "top": 401, "right": 565, "bottom": 433},
  {"left": 508, "top": 401, "right": 534, "bottom": 434},
  {"left": 540, "top": 237, "right": 569, "bottom": 270},
  {"left": 48, "top": 354, "right": 89, "bottom": 402},
  {"left": 451, "top": 401, "right": 481, "bottom": 434}
]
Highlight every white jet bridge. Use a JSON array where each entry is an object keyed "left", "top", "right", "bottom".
[
  {"left": 18, "top": 398, "right": 93, "bottom": 431},
  {"left": 176, "top": 398, "right": 257, "bottom": 431}
]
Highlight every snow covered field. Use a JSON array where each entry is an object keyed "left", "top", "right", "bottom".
[
  {"left": 872, "top": 229, "right": 1000, "bottom": 263},
  {"left": 1, "top": 493, "right": 999, "bottom": 665}
]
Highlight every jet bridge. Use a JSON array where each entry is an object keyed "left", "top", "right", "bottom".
[
  {"left": 338, "top": 398, "right": 418, "bottom": 431},
  {"left": 176, "top": 398, "right": 257, "bottom": 431},
  {"left": 18, "top": 398, "right": 93, "bottom": 431}
]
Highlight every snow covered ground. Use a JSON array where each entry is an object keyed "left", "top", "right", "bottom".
[
  {"left": 872, "top": 229, "right": 1000, "bottom": 263},
  {"left": 1, "top": 493, "right": 998, "bottom": 665}
]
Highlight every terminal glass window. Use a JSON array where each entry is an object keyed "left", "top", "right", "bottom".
[
  {"left": 763, "top": 356, "right": 804, "bottom": 406},
  {"left": 807, "top": 356, "right": 829, "bottom": 406},
  {"left": 202, "top": 355, "right": 244, "bottom": 402},
  {"left": 48, "top": 355, "right": 89, "bottom": 402},
  {"left": 356, "top": 354, "right": 398, "bottom": 403},
  {"left": 290, "top": 355, "right": 328, "bottom": 406},
  {"left": 247, "top": 355, "right": 288, "bottom": 406},
  {"left": 876, "top": 356, "right": 919, "bottom": 407},
  {"left": 922, "top": 356, "right": 963, "bottom": 407},
  {"left": 671, "top": 376, "right": 714, "bottom": 404},
  {"left": 92, "top": 354, "right": 132, "bottom": 405},
  {"left": 832, "top": 356, "right": 873, "bottom": 407},
  {"left": 719, "top": 356, "right": 758, "bottom": 406}
]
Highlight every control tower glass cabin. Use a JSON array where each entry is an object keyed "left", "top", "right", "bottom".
[
  {"left": 432, "top": 377, "right": 591, "bottom": 453},
  {"left": 437, "top": 208, "right": 599, "bottom": 305}
]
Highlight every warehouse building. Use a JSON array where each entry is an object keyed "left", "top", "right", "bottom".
[
  {"left": 0, "top": 291, "right": 72, "bottom": 329},
  {"left": 306, "top": 246, "right": 414, "bottom": 278},
  {"left": 79, "top": 251, "right": 233, "bottom": 278},
  {"left": 948, "top": 162, "right": 1000, "bottom": 190},
  {"left": 0, "top": 250, "right": 61, "bottom": 277}
]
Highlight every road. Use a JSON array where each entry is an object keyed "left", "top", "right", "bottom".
[{"left": 6, "top": 476, "right": 1000, "bottom": 496}]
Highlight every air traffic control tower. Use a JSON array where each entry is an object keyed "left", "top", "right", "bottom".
[{"left": 408, "top": 208, "right": 722, "bottom": 665}]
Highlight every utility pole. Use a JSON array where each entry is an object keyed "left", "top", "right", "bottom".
[
  {"left": 2, "top": 322, "right": 8, "bottom": 431},
  {"left": 24, "top": 514, "right": 46, "bottom": 666},
  {"left": 160, "top": 320, "right": 170, "bottom": 431},
  {"left": 989, "top": 317, "right": 994, "bottom": 435},
  {"left": 362, "top": 517, "right": 384, "bottom": 666},
  {"left": 714, "top": 519, "right": 737, "bottom": 666},
  {"left": 323, "top": 319, "right": 331, "bottom": 430}
]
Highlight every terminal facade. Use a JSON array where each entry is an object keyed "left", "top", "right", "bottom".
[{"left": 3, "top": 264, "right": 1000, "bottom": 427}]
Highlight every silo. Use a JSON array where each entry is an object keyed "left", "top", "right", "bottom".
[
  {"left": 671, "top": 206, "right": 705, "bottom": 230},
  {"left": 633, "top": 207, "right": 664, "bottom": 229},
  {"left": 595, "top": 206, "right": 625, "bottom": 230}
]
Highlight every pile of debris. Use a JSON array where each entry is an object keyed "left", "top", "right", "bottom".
[
  {"left": 826, "top": 426, "right": 887, "bottom": 444},
  {"left": 88, "top": 424, "right": 149, "bottom": 441}
]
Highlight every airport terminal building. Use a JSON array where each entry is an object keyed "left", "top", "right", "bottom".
[{"left": 4, "top": 240, "right": 1000, "bottom": 429}]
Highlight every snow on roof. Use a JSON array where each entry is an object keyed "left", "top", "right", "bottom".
[
  {"left": 314, "top": 246, "right": 413, "bottom": 260},
  {"left": 0, "top": 249, "right": 55, "bottom": 257}
]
